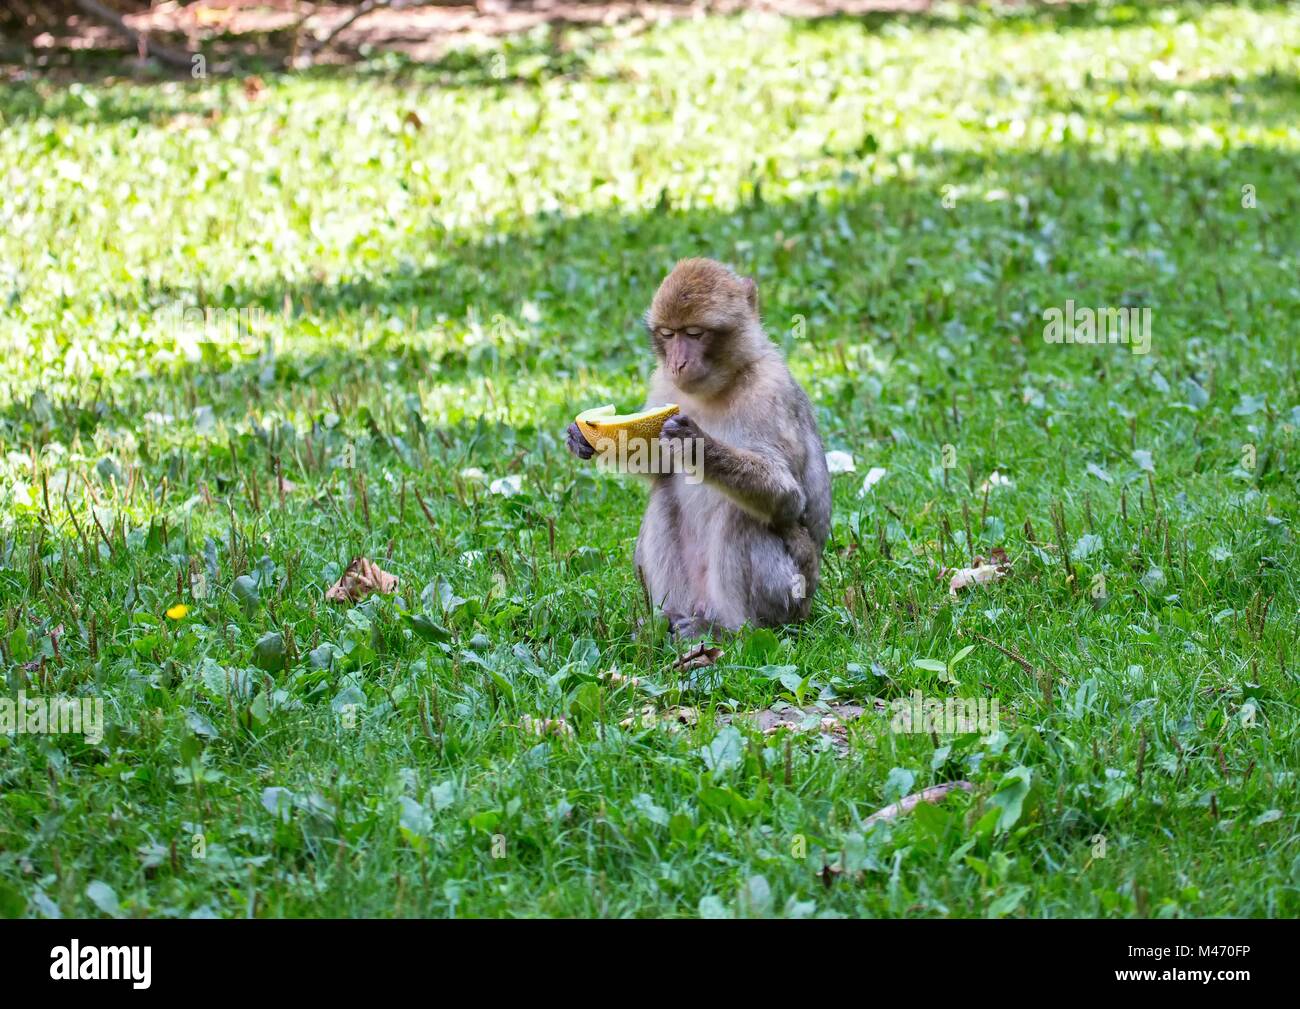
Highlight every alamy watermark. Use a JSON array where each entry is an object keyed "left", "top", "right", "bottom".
[
  {"left": 50, "top": 942, "right": 151, "bottom": 989},
  {"left": 591, "top": 429, "right": 705, "bottom": 484},
  {"left": 1043, "top": 300, "right": 1151, "bottom": 355},
  {"left": 156, "top": 302, "right": 268, "bottom": 343},
  {"left": 890, "top": 690, "right": 1000, "bottom": 735},
  {"left": 1, "top": 691, "right": 104, "bottom": 744},
  {"left": 154, "top": 301, "right": 273, "bottom": 364}
]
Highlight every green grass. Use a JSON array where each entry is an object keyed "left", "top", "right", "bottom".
[{"left": 1, "top": 0, "right": 1299, "bottom": 918}]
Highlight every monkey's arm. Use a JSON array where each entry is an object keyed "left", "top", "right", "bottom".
[
  {"left": 662, "top": 415, "right": 805, "bottom": 527},
  {"left": 705, "top": 441, "right": 806, "bottom": 527}
]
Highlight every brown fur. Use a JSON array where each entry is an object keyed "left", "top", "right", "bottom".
[
  {"left": 648, "top": 257, "right": 758, "bottom": 333},
  {"left": 633, "top": 259, "right": 831, "bottom": 635}
]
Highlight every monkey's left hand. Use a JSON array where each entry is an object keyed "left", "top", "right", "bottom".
[
  {"left": 660, "top": 414, "right": 708, "bottom": 448},
  {"left": 565, "top": 421, "right": 595, "bottom": 460}
]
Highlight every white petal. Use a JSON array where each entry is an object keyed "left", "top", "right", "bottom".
[
  {"left": 979, "top": 470, "right": 1015, "bottom": 493},
  {"left": 860, "top": 467, "right": 887, "bottom": 495},
  {"left": 825, "top": 450, "right": 856, "bottom": 474},
  {"left": 489, "top": 474, "right": 523, "bottom": 497}
]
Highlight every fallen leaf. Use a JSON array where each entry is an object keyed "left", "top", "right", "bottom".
[
  {"left": 598, "top": 668, "right": 642, "bottom": 687},
  {"left": 722, "top": 702, "right": 872, "bottom": 735},
  {"left": 326, "top": 557, "right": 398, "bottom": 604},
  {"left": 860, "top": 466, "right": 887, "bottom": 495},
  {"left": 519, "top": 715, "right": 573, "bottom": 738},
  {"left": 489, "top": 474, "right": 522, "bottom": 497},
  {"left": 722, "top": 701, "right": 886, "bottom": 756},
  {"left": 243, "top": 75, "right": 265, "bottom": 101},
  {"left": 673, "top": 643, "right": 722, "bottom": 671},
  {"left": 619, "top": 705, "right": 697, "bottom": 731},
  {"left": 979, "top": 470, "right": 1014, "bottom": 492},
  {"left": 948, "top": 565, "right": 1004, "bottom": 593},
  {"left": 863, "top": 781, "right": 974, "bottom": 826},
  {"left": 944, "top": 548, "right": 1011, "bottom": 595}
]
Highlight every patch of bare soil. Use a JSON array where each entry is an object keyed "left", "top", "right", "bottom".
[{"left": 26, "top": 0, "right": 946, "bottom": 68}]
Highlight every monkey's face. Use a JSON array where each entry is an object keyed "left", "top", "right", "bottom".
[
  {"left": 650, "top": 324, "right": 723, "bottom": 394},
  {"left": 647, "top": 259, "right": 760, "bottom": 397}
]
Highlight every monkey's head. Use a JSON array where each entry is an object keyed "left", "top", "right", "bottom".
[{"left": 646, "top": 258, "right": 765, "bottom": 398}]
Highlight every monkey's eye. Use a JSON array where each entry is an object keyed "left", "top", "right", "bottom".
[
  {"left": 657, "top": 328, "right": 674, "bottom": 339},
  {"left": 683, "top": 327, "right": 704, "bottom": 338}
]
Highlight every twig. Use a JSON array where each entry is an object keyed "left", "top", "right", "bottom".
[
  {"left": 412, "top": 486, "right": 438, "bottom": 534},
  {"left": 864, "top": 781, "right": 973, "bottom": 826},
  {"left": 967, "top": 631, "right": 1036, "bottom": 675},
  {"left": 295, "top": 0, "right": 419, "bottom": 64}
]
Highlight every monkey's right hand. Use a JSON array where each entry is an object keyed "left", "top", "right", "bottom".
[{"left": 565, "top": 422, "right": 595, "bottom": 460}]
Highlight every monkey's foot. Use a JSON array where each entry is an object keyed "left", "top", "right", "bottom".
[{"left": 665, "top": 612, "right": 716, "bottom": 641}]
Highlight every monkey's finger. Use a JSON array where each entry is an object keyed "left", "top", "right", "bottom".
[
  {"left": 567, "top": 436, "right": 595, "bottom": 460},
  {"left": 663, "top": 416, "right": 700, "bottom": 439},
  {"left": 566, "top": 423, "right": 595, "bottom": 459}
]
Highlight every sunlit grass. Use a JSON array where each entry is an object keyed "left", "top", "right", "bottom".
[{"left": 0, "top": 1, "right": 1298, "bottom": 918}]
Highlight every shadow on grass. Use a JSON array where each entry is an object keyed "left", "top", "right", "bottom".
[
  {"left": 2, "top": 137, "right": 1296, "bottom": 452},
  {"left": 1043, "top": 67, "right": 1300, "bottom": 130}
]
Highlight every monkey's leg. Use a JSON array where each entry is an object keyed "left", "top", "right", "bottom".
[
  {"left": 780, "top": 525, "right": 820, "bottom": 622},
  {"left": 721, "top": 520, "right": 815, "bottom": 628},
  {"left": 634, "top": 487, "right": 703, "bottom": 624},
  {"left": 665, "top": 613, "right": 714, "bottom": 640}
]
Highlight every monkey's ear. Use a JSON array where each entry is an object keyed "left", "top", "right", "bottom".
[{"left": 741, "top": 276, "right": 759, "bottom": 314}]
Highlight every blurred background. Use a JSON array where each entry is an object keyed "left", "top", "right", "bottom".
[
  {"left": 10, "top": 2, "right": 941, "bottom": 72},
  {"left": 7, "top": 1, "right": 1250, "bottom": 75}
]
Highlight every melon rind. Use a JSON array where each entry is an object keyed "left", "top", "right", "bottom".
[{"left": 575, "top": 403, "right": 680, "bottom": 449}]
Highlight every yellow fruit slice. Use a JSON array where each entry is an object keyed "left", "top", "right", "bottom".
[{"left": 575, "top": 403, "right": 679, "bottom": 448}]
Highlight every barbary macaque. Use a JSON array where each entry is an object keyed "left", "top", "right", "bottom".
[{"left": 566, "top": 258, "right": 831, "bottom": 637}]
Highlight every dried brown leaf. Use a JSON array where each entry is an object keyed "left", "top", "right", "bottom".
[
  {"left": 325, "top": 556, "right": 398, "bottom": 604},
  {"left": 723, "top": 702, "right": 873, "bottom": 735},
  {"left": 518, "top": 715, "right": 574, "bottom": 738},
  {"left": 722, "top": 701, "right": 886, "bottom": 756},
  {"left": 944, "top": 548, "right": 1012, "bottom": 595},
  {"left": 672, "top": 643, "right": 722, "bottom": 672}
]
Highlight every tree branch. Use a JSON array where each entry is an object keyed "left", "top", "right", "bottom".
[
  {"left": 73, "top": 0, "right": 195, "bottom": 69},
  {"left": 299, "top": 0, "right": 420, "bottom": 63}
]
